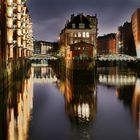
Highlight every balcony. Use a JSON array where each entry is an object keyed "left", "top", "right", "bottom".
[
  {"left": 6, "top": 0, "right": 13, "bottom": 6},
  {"left": 17, "top": 5, "right": 22, "bottom": 13},
  {"left": 7, "top": 29, "right": 13, "bottom": 44},
  {"left": 17, "top": 21, "right": 21, "bottom": 28},
  {"left": 7, "top": 18, "right": 13, "bottom": 28},
  {"left": 6, "top": 7, "right": 13, "bottom": 18},
  {"left": 17, "top": 29, "right": 22, "bottom": 36}
]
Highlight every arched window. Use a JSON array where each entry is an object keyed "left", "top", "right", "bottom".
[
  {"left": 78, "top": 32, "right": 81, "bottom": 37},
  {"left": 74, "top": 33, "right": 77, "bottom": 37},
  {"left": 82, "top": 32, "right": 86, "bottom": 38},
  {"left": 86, "top": 32, "right": 89, "bottom": 38}
]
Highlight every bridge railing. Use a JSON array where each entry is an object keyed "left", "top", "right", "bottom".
[{"left": 97, "top": 54, "right": 137, "bottom": 62}]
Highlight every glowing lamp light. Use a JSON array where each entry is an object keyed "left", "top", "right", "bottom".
[
  {"left": 17, "top": 37, "right": 21, "bottom": 47},
  {"left": 6, "top": 0, "right": 13, "bottom": 6},
  {"left": 7, "top": 7, "right": 13, "bottom": 17},
  {"left": 17, "top": 13, "right": 21, "bottom": 20},
  {"left": 22, "top": 23, "right": 26, "bottom": 28},
  {"left": 23, "top": 41, "right": 26, "bottom": 48},
  {"left": 17, "top": 21, "right": 21, "bottom": 28},
  {"left": 22, "top": 29, "right": 26, "bottom": 34},
  {"left": 17, "top": 29, "right": 22, "bottom": 36},
  {"left": 17, "top": 0, "right": 21, "bottom": 5},
  {"left": 17, "top": 5, "right": 22, "bottom": 13},
  {"left": 9, "top": 47, "right": 14, "bottom": 58},
  {"left": 8, "top": 109, "right": 15, "bottom": 140},
  {"left": 18, "top": 48, "right": 22, "bottom": 57},
  {"left": 7, "top": 18, "right": 13, "bottom": 28},
  {"left": 7, "top": 29, "right": 13, "bottom": 44},
  {"left": 23, "top": 35, "right": 26, "bottom": 40},
  {"left": 77, "top": 103, "right": 90, "bottom": 120}
]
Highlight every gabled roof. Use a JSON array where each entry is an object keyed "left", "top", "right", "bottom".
[{"left": 66, "top": 14, "right": 91, "bottom": 29}]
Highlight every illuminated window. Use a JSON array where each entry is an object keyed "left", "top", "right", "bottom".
[
  {"left": 17, "top": 0, "right": 21, "bottom": 5},
  {"left": 78, "top": 32, "right": 81, "bottom": 37},
  {"left": 83, "top": 32, "right": 86, "bottom": 38},
  {"left": 7, "top": 7, "right": 13, "bottom": 17},
  {"left": 74, "top": 33, "right": 77, "bottom": 37},
  {"left": 7, "top": 29, "right": 13, "bottom": 43},
  {"left": 86, "top": 32, "right": 89, "bottom": 38},
  {"left": 7, "top": 18, "right": 13, "bottom": 28},
  {"left": 79, "top": 23, "right": 85, "bottom": 29}
]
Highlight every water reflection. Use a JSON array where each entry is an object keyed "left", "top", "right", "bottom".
[
  {"left": 61, "top": 70, "right": 97, "bottom": 140},
  {"left": 1, "top": 62, "right": 140, "bottom": 140},
  {"left": 31, "top": 65, "right": 57, "bottom": 83},
  {"left": 132, "top": 79, "right": 140, "bottom": 139},
  {"left": 64, "top": 72, "right": 96, "bottom": 122},
  {"left": 0, "top": 68, "right": 33, "bottom": 140},
  {"left": 116, "top": 80, "right": 140, "bottom": 139},
  {"left": 27, "top": 64, "right": 140, "bottom": 140},
  {"left": 97, "top": 67, "right": 137, "bottom": 86},
  {"left": 97, "top": 66, "right": 140, "bottom": 140}
]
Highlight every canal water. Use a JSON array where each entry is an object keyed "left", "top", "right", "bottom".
[{"left": 0, "top": 63, "right": 140, "bottom": 140}]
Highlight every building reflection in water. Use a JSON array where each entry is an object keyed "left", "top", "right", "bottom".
[
  {"left": 132, "top": 79, "right": 140, "bottom": 139},
  {"left": 1, "top": 62, "right": 140, "bottom": 140},
  {"left": 97, "top": 66, "right": 140, "bottom": 139},
  {"left": 98, "top": 67, "right": 137, "bottom": 87},
  {"left": 61, "top": 69, "right": 97, "bottom": 139},
  {"left": 31, "top": 65, "right": 57, "bottom": 83},
  {"left": 117, "top": 80, "right": 140, "bottom": 140},
  {"left": 0, "top": 68, "right": 33, "bottom": 140}
]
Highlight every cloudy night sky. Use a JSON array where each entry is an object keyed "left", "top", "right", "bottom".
[{"left": 27, "top": 0, "right": 140, "bottom": 41}]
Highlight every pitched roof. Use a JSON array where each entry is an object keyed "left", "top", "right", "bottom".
[{"left": 66, "top": 14, "right": 91, "bottom": 29}]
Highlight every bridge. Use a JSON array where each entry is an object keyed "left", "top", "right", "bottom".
[
  {"left": 29, "top": 54, "right": 58, "bottom": 61},
  {"left": 97, "top": 54, "right": 137, "bottom": 62},
  {"left": 30, "top": 54, "right": 138, "bottom": 63}
]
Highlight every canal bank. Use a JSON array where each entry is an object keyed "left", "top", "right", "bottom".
[{"left": 0, "top": 59, "right": 31, "bottom": 92}]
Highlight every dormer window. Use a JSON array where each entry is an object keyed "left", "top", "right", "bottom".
[
  {"left": 78, "top": 32, "right": 81, "bottom": 37},
  {"left": 79, "top": 23, "right": 85, "bottom": 29},
  {"left": 72, "top": 23, "right": 76, "bottom": 28}
]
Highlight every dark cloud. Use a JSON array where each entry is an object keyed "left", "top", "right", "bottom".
[{"left": 27, "top": 0, "right": 140, "bottom": 41}]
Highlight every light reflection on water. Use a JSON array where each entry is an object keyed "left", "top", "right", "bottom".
[
  {"left": 0, "top": 68, "right": 33, "bottom": 140},
  {"left": 28, "top": 65, "right": 140, "bottom": 140},
  {"left": 0, "top": 65, "right": 140, "bottom": 140}
]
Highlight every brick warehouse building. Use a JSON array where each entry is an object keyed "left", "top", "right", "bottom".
[
  {"left": 59, "top": 13, "right": 98, "bottom": 70},
  {"left": 0, "top": 0, "right": 33, "bottom": 71},
  {"left": 59, "top": 13, "right": 98, "bottom": 59},
  {"left": 131, "top": 8, "right": 140, "bottom": 58},
  {"left": 97, "top": 33, "right": 116, "bottom": 55}
]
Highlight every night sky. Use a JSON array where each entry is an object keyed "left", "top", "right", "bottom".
[{"left": 27, "top": 0, "right": 140, "bottom": 41}]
